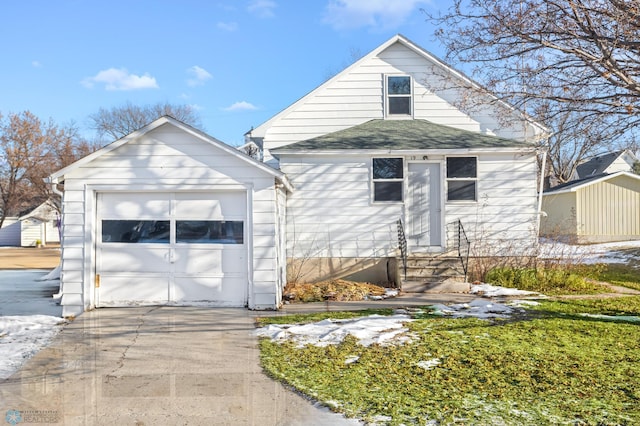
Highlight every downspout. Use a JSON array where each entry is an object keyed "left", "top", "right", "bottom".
[
  {"left": 45, "top": 176, "right": 64, "bottom": 298},
  {"left": 536, "top": 148, "right": 548, "bottom": 239}
]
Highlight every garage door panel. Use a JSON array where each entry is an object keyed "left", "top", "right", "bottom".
[
  {"left": 99, "top": 275, "right": 169, "bottom": 304},
  {"left": 173, "top": 276, "right": 245, "bottom": 305},
  {"left": 173, "top": 247, "right": 245, "bottom": 274},
  {"left": 98, "top": 247, "right": 171, "bottom": 273},
  {"left": 174, "top": 193, "right": 246, "bottom": 218},
  {"left": 100, "top": 193, "right": 171, "bottom": 218}
]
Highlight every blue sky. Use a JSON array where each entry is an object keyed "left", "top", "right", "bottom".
[{"left": 1, "top": 0, "right": 445, "bottom": 146}]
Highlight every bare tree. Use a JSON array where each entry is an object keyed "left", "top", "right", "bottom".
[
  {"left": 0, "top": 112, "right": 93, "bottom": 227},
  {"left": 88, "top": 101, "right": 203, "bottom": 140},
  {"left": 427, "top": 0, "right": 640, "bottom": 181}
]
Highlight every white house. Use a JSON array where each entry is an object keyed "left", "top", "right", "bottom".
[
  {"left": 248, "top": 34, "right": 548, "bottom": 284},
  {"left": 574, "top": 149, "right": 638, "bottom": 180},
  {"left": 50, "top": 34, "right": 549, "bottom": 317},
  {"left": 48, "top": 117, "right": 291, "bottom": 317}
]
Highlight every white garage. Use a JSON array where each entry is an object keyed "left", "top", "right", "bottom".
[{"left": 47, "top": 117, "right": 290, "bottom": 317}]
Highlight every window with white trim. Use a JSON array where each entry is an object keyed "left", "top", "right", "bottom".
[
  {"left": 386, "top": 75, "right": 412, "bottom": 116},
  {"left": 372, "top": 157, "right": 403, "bottom": 202},
  {"left": 446, "top": 157, "right": 477, "bottom": 201}
]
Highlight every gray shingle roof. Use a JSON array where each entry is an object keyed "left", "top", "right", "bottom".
[
  {"left": 575, "top": 150, "right": 624, "bottom": 179},
  {"left": 271, "top": 119, "right": 532, "bottom": 153}
]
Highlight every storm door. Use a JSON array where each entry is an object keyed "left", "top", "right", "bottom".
[{"left": 407, "top": 163, "right": 442, "bottom": 249}]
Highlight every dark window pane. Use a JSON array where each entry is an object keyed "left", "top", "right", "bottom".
[
  {"left": 176, "top": 220, "right": 243, "bottom": 244},
  {"left": 102, "top": 220, "right": 170, "bottom": 243},
  {"left": 388, "top": 97, "right": 411, "bottom": 115},
  {"left": 447, "top": 157, "right": 477, "bottom": 178},
  {"left": 373, "top": 158, "right": 403, "bottom": 179},
  {"left": 388, "top": 76, "right": 410, "bottom": 94},
  {"left": 374, "top": 181, "right": 403, "bottom": 202},
  {"left": 447, "top": 180, "right": 476, "bottom": 201}
]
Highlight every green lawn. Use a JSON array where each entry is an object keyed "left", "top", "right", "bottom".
[{"left": 259, "top": 297, "right": 640, "bottom": 425}]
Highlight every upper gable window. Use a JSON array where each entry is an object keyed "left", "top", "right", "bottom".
[{"left": 386, "top": 75, "right": 412, "bottom": 116}]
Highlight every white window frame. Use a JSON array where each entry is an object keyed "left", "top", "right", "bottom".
[
  {"left": 445, "top": 156, "right": 478, "bottom": 202},
  {"left": 385, "top": 74, "right": 413, "bottom": 117},
  {"left": 371, "top": 157, "right": 404, "bottom": 203}
]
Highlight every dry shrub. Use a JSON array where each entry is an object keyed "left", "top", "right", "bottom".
[{"left": 284, "top": 280, "right": 386, "bottom": 303}]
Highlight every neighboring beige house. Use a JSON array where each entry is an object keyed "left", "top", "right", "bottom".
[{"left": 541, "top": 171, "right": 640, "bottom": 243}]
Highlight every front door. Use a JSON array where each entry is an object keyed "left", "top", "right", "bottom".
[{"left": 407, "top": 163, "right": 442, "bottom": 249}]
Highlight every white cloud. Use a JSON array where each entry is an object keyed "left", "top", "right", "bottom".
[
  {"left": 186, "top": 65, "right": 213, "bottom": 87},
  {"left": 247, "top": 0, "right": 276, "bottom": 18},
  {"left": 223, "top": 101, "right": 258, "bottom": 111},
  {"left": 217, "top": 21, "right": 238, "bottom": 31},
  {"left": 81, "top": 68, "right": 158, "bottom": 91},
  {"left": 323, "top": 0, "right": 430, "bottom": 30},
  {"left": 32, "top": 61, "right": 42, "bottom": 68}
]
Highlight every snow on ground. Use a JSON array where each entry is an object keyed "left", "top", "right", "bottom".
[
  {"left": 538, "top": 239, "right": 640, "bottom": 264},
  {"left": 0, "top": 315, "right": 66, "bottom": 379},
  {"left": 256, "top": 314, "right": 415, "bottom": 347},
  {"left": 470, "top": 283, "right": 540, "bottom": 297},
  {"left": 257, "top": 299, "right": 541, "bottom": 347},
  {"left": 0, "top": 269, "right": 64, "bottom": 380}
]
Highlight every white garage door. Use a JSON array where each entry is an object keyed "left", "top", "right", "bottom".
[{"left": 96, "top": 192, "right": 247, "bottom": 306}]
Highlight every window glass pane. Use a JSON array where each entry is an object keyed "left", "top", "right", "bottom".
[
  {"left": 388, "top": 97, "right": 411, "bottom": 115},
  {"left": 447, "top": 180, "right": 476, "bottom": 201},
  {"left": 176, "top": 220, "right": 243, "bottom": 244},
  {"left": 374, "top": 181, "right": 403, "bottom": 202},
  {"left": 388, "top": 76, "right": 410, "bottom": 94},
  {"left": 373, "top": 158, "right": 403, "bottom": 179},
  {"left": 102, "top": 220, "right": 170, "bottom": 243},
  {"left": 447, "top": 157, "right": 477, "bottom": 178}
]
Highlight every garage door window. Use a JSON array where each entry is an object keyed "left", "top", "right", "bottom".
[
  {"left": 102, "top": 220, "right": 170, "bottom": 243},
  {"left": 176, "top": 220, "right": 243, "bottom": 244}
]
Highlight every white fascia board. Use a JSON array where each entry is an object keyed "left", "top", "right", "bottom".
[
  {"left": 47, "top": 116, "right": 291, "bottom": 191},
  {"left": 543, "top": 171, "right": 640, "bottom": 195},
  {"left": 274, "top": 147, "right": 536, "bottom": 158}
]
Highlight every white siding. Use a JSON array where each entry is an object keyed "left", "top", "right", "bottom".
[
  {"left": 59, "top": 125, "right": 281, "bottom": 316},
  {"left": 258, "top": 42, "right": 537, "bottom": 160},
  {"left": 281, "top": 151, "right": 539, "bottom": 260},
  {"left": 445, "top": 152, "right": 539, "bottom": 255},
  {"left": 0, "top": 218, "right": 20, "bottom": 246}
]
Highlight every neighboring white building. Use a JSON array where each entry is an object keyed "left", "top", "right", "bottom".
[
  {"left": 19, "top": 199, "right": 61, "bottom": 247},
  {"left": 574, "top": 149, "right": 638, "bottom": 180},
  {"left": 248, "top": 34, "right": 548, "bottom": 284},
  {"left": 0, "top": 200, "right": 61, "bottom": 247},
  {"left": 48, "top": 117, "right": 290, "bottom": 317}
]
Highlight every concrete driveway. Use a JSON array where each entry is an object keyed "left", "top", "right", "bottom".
[{"left": 0, "top": 306, "right": 361, "bottom": 425}]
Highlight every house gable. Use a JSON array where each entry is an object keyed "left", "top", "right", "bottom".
[
  {"left": 575, "top": 149, "right": 639, "bottom": 180},
  {"left": 249, "top": 34, "right": 547, "bottom": 162},
  {"left": 49, "top": 116, "right": 290, "bottom": 190}
]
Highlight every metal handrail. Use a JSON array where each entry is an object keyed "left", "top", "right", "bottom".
[
  {"left": 457, "top": 219, "right": 470, "bottom": 282},
  {"left": 396, "top": 218, "right": 407, "bottom": 280}
]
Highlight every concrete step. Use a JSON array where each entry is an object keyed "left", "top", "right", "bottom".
[{"left": 401, "top": 279, "right": 470, "bottom": 293}]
